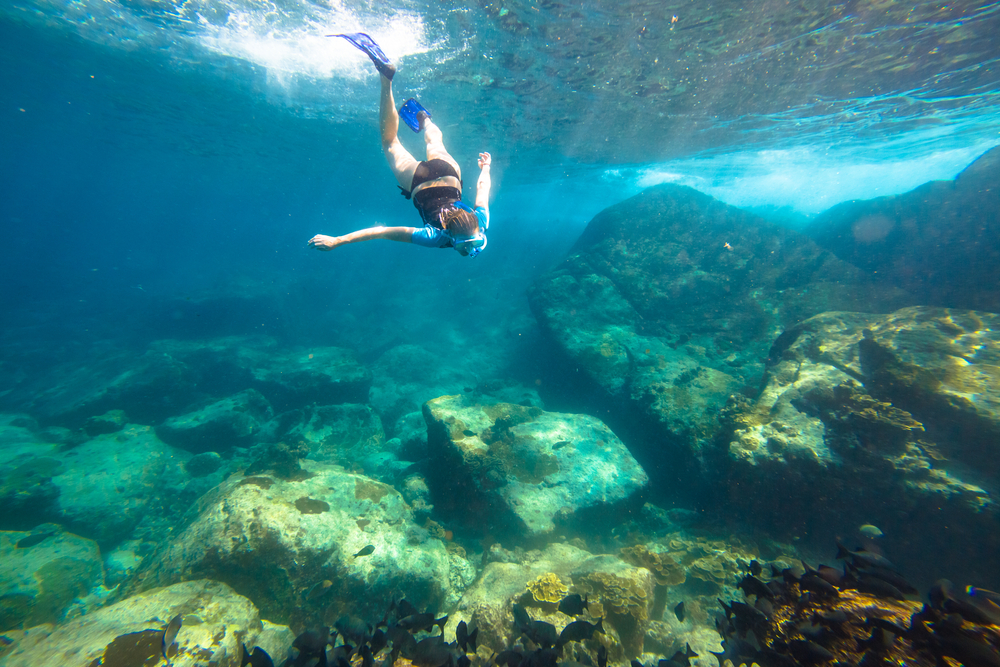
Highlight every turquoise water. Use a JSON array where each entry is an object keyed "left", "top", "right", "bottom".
[{"left": 1, "top": 1, "right": 1000, "bottom": 665}]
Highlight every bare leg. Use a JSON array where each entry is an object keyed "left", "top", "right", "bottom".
[
  {"left": 422, "top": 119, "right": 461, "bottom": 181},
  {"left": 380, "top": 75, "right": 419, "bottom": 191}
]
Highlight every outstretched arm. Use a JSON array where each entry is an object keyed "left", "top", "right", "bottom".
[
  {"left": 308, "top": 226, "right": 418, "bottom": 251},
  {"left": 475, "top": 152, "right": 492, "bottom": 228}
]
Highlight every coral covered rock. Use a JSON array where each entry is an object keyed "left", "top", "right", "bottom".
[
  {"left": 0, "top": 527, "right": 106, "bottom": 632},
  {"left": 528, "top": 184, "right": 912, "bottom": 479},
  {"left": 120, "top": 461, "right": 462, "bottom": 627},
  {"left": 156, "top": 389, "right": 273, "bottom": 453},
  {"left": 52, "top": 425, "right": 171, "bottom": 544},
  {"left": 0, "top": 579, "right": 290, "bottom": 667},
  {"left": 23, "top": 337, "right": 371, "bottom": 428},
  {"left": 807, "top": 145, "right": 1000, "bottom": 312},
  {"left": 450, "top": 543, "right": 655, "bottom": 660},
  {"left": 422, "top": 395, "right": 648, "bottom": 540},
  {"left": 726, "top": 306, "right": 1000, "bottom": 586}
]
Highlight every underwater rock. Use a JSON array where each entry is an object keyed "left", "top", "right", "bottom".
[
  {"left": 0, "top": 415, "right": 64, "bottom": 526},
  {"left": 422, "top": 395, "right": 648, "bottom": 540},
  {"left": 282, "top": 403, "right": 387, "bottom": 467},
  {"left": 528, "top": 184, "right": 912, "bottom": 483},
  {"left": 120, "top": 461, "right": 459, "bottom": 628},
  {"left": 0, "top": 527, "right": 105, "bottom": 631},
  {"left": 369, "top": 344, "right": 542, "bottom": 434},
  {"left": 0, "top": 579, "right": 291, "bottom": 667},
  {"left": 450, "top": 542, "right": 655, "bottom": 660},
  {"left": 243, "top": 440, "right": 311, "bottom": 480},
  {"left": 726, "top": 306, "right": 1000, "bottom": 586},
  {"left": 238, "top": 344, "right": 371, "bottom": 412},
  {"left": 156, "top": 389, "right": 273, "bottom": 453},
  {"left": 23, "top": 336, "right": 371, "bottom": 429},
  {"left": 808, "top": 145, "right": 1000, "bottom": 312},
  {"left": 82, "top": 409, "right": 128, "bottom": 437},
  {"left": 26, "top": 348, "right": 203, "bottom": 427},
  {"left": 184, "top": 451, "right": 223, "bottom": 478},
  {"left": 52, "top": 425, "right": 170, "bottom": 545}
]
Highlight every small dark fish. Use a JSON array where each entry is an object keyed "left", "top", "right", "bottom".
[
  {"left": 557, "top": 618, "right": 603, "bottom": 648},
  {"left": 673, "top": 601, "right": 685, "bottom": 622},
  {"left": 241, "top": 644, "right": 275, "bottom": 667},
  {"left": 788, "top": 639, "right": 834, "bottom": 664},
  {"left": 771, "top": 565, "right": 800, "bottom": 584},
  {"left": 552, "top": 440, "right": 571, "bottom": 450},
  {"left": 815, "top": 564, "right": 845, "bottom": 587},
  {"left": 933, "top": 626, "right": 1000, "bottom": 667},
  {"left": 15, "top": 532, "right": 55, "bottom": 549},
  {"left": 755, "top": 597, "right": 774, "bottom": 618},
  {"left": 332, "top": 642, "right": 354, "bottom": 667},
  {"left": 398, "top": 613, "right": 448, "bottom": 635},
  {"left": 496, "top": 649, "right": 524, "bottom": 667},
  {"left": 305, "top": 579, "right": 334, "bottom": 601},
  {"left": 456, "top": 621, "right": 478, "bottom": 653},
  {"left": 738, "top": 574, "right": 775, "bottom": 600},
  {"left": 410, "top": 636, "right": 454, "bottom": 667},
  {"left": 335, "top": 615, "right": 371, "bottom": 646},
  {"left": 360, "top": 643, "right": 375, "bottom": 667},
  {"left": 463, "top": 430, "right": 476, "bottom": 437},
  {"left": 370, "top": 628, "right": 388, "bottom": 656},
  {"left": 162, "top": 614, "right": 182, "bottom": 658},
  {"left": 846, "top": 571, "right": 905, "bottom": 601},
  {"left": 387, "top": 625, "right": 415, "bottom": 660},
  {"left": 598, "top": 644, "right": 608, "bottom": 667},
  {"left": 354, "top": 545, "right": 375, "bottom": 558},
  {"left": 851, "top": 564, "right": 917, "bottom": 595},
  {"left": 524, "top": 648, "right": 560, "bottom": 667},
  {"left": 558, "top": 594, "right": 589, "bottom": 617},
  {"left": 800, "top": 573, "right": 839, "bottom": 597},
  {"left": 749, "top": 560, "right": 762, "bottom": 577},
  {"left": 512, "top": 603, "right": 532, "bottom": 631},
  {"left": 397, "top": 599, "right": 421, "bottom": 619},
  {"left": 835, "top": 542, "right": 896, "bottom": 571},
  {"left": 293, "top": 627, "right": 331, "bottom": 657},
  {"left": 815, "top": 609, "right": 849, "bottom": 628},
  {"left": 523, "top": 620, "right": 558, "bottom": 649}
]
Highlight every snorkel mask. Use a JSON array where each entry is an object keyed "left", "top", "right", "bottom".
[{"left": 447, "top": 201, "right": 487, "bottom": 258}]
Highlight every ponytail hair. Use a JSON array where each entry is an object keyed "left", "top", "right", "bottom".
[{"left": 441, "top": 206, "right": 480, "bottom": 237}]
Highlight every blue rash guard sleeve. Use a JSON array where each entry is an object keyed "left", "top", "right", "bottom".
[
  {"left": 410, "top": 225, "right": 451, "bottom": 248},
  {"left": 475, "top": 206, "right": 489, "bottom": 229}
]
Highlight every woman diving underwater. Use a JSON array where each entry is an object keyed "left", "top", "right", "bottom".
[{"left": 308, "top": 33, "right": 493, "bottom": 258}]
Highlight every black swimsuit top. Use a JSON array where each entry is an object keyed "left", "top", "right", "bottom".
[
  {"left": 412, "top": 186, "right": 462, "bottom": 227},
  {"left": 399, "top": 159, "right": 464, "bottom": 228}
]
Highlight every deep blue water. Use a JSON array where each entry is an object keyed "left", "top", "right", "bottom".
[{"left": 2, "top": 0, "right": 1000, "bottom": 657}]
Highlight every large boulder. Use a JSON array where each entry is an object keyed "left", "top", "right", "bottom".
[
  {"left": 22, "top": 337, "right": 371, "bottom": 428},
  {"left": 52, "top": 425, "right": 171, "bottom": 545},
  {"left": 156, "top": 389, "right": 274, "bottom": 453},
  {"left": 528, "top": 184, "right": 912, "bottom": 477},
  {"left": 0, "top": 527, "right": 106, "bottom": 632},
  {"left": 0, "top": 579, "right": 292, "bottom": 667},
  {"left": 422, "top": 396, "right": 648, "bottom": 541},
  {"left": 807, "top": 146, "right": 1000, "bottom": 312},
  {"left": 724, "top": 306, "right": 1000, "bottom": 588},
  {"left": 0, "top": 415, "right": 65, "bottom": 526},
  {"left": 122, "top": 461, "right": 470, "bottom": 627}
]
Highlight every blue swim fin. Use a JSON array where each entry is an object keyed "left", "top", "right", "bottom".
[
  {"left": 399, "top": 98, "right": 431, "bottom": 133},
  {"left": 328, "top": 32, "right": 395, "bottom": 80}
]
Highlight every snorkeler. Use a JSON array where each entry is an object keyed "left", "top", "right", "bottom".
[{"left": 308, "top": 33, "right": 492, "bottom": 258}]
